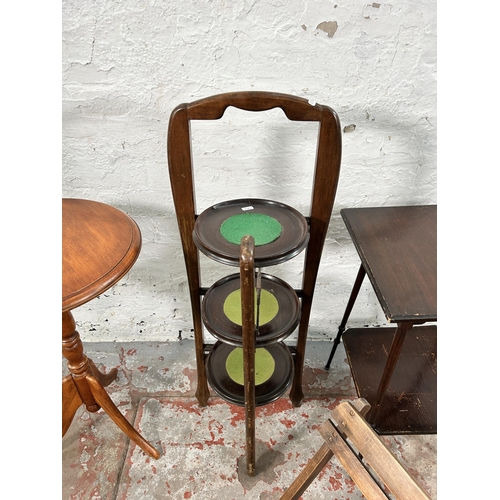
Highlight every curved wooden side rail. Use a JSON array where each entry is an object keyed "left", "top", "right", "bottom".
[
  {"left": 168, "top": 103, "right": 210, "bottom": 406},
  {"left": 290, "top": 103, "right": 341, "bottom": 406}
]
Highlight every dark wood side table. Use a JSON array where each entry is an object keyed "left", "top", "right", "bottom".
[
  {"left": 325, "top": 205, "right": 437, "bottom": 434},
  {"left": 62, "top": 198, "right": 160, "bottom": 459}
]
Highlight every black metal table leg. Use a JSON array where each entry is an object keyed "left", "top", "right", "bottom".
[{"left": 325, "top": 264, "right": 366, "bottom": 370}]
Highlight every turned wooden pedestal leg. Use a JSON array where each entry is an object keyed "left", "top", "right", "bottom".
[{"left": 62, "top": 311, "right": 160, "bottom": 459}]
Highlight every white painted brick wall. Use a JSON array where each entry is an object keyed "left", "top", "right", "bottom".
[{"left": 62, "top": 0, "right": 437, "bottom": 343}]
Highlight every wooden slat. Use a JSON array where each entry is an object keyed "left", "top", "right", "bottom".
[
  {"left": 279, "top": 443, "right": 333, "bottom": 500},
  {"left": 319, "top": 420, "right": 388, "bottom": 500},
  {"left": 240, "top": 236, "right": 256, "bottom": 476},
  {"left": 332, "top": 401, "right": 430, "bottom": 500}
]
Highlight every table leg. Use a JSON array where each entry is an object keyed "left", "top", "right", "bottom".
[
  {"left": 367, "top": 321, "right": 413, "bottom": 427},
  {"left": 62, "top": 375, "right": 83, "bottom": 436},
  {"left": 85, "top": 375, "right": 160, "bottom": 459},
  {"left": 62, "top": 311, "right": 160, "bottom": 459},
  {"left": 325, "top": 264, "right": 366, "bottom": 370},
  {"left": 89, "top": 358, "right": 118, "bottom": 387}
]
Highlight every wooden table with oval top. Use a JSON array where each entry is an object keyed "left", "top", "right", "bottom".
[{"left": 62, "top": 198, "right": 160, "bottom": 459}]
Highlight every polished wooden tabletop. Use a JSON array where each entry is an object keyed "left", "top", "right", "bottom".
[
  {"left": 62, "top": 198, "right": 142, "bottom": 313},
  {"left": 341, "top": 205, "right": 437, "bottom": 323}
]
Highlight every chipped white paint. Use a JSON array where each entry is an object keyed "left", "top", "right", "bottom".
[{"left": 62, "top": 1, "right": 437, "bottom": 342}]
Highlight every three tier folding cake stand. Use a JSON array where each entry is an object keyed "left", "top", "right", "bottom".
[{"left": 167, "top": 91, "right": 342, "bottom": 474}]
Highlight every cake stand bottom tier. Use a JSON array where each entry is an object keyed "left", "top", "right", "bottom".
[{"left": 206, "top": 341, "right": 294, "bottom": 407}]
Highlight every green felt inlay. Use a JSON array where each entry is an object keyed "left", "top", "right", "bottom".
[
  {"left": 220, "top": 212, "right": 282, "bottom": 246},
  {"left": 225, "top": 347, "right": 275, "bottom": 386},
  {"left": 223, "top": 289, "right": 279, "bottom": 326}
]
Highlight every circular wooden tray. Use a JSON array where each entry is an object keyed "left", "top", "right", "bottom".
[
  {"left": 202, "top": 273, "right": 300, "bottom": 346},
  {"left": 193, "top": 198, "right": 309, "bottom": 267},
  {"left": 206, "top": 341, "right": 294, "bottom": 407}
]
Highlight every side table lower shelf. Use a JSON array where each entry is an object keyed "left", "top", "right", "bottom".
[{"left": 342, "top": 325, "right": 437, "bottom": 435}]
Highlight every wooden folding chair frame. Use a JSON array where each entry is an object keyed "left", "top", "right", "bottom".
[{"left": 280, "top": 398, "right": 431, "bottom": 500}]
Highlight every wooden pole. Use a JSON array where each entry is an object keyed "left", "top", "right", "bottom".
[{"left": 240, "top": 235, "right": 256, "bottom": 476}]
